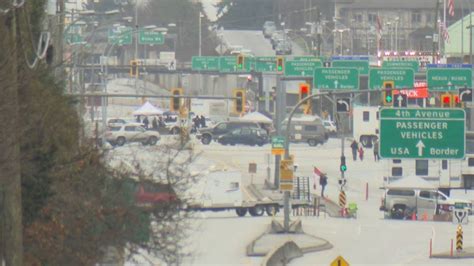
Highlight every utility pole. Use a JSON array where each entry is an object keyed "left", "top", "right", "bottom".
[
  {"left": 433, "top": 0, "right": 441, "bottom": 64},
  {"left": 0, "top": 4, "right": 24, "bottom": 265}
]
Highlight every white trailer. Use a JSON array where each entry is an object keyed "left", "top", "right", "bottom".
[
  {"left": 352, "top": 105, "right": 380, "bottom": 147},
  {"left": 186, "top": 170, "right": 311, "bottom": 217}
]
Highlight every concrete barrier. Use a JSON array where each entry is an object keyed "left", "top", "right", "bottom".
[{"left": 261, "top": 240, "right": 303, "bottom": 266}]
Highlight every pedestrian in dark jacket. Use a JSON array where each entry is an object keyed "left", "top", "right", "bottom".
[
  {"left": 358, "top": 146, "right": 364, "bottom": 161},
  {"left": 373, "top": 139, "right": 380, "bottom": 161},
  {"left": 143, "top": 116, "right": 149, "bottom": 129},
  {"left": 200, "top": 115, "right": 206, "bottom": 128},
  {"left": 152, "top": 117, "right": 158, "bottom": 130},
  {"left": 350, "top": 140, "right": 358, "bottom": 161},
  {"left": 319, "top": 174, "right": 328, "bottom": 198}
]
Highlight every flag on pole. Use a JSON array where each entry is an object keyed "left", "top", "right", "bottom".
[
  {"left": 439, "top": 21, "right": 450, "bottom": 42},
  {"left": 448, "top": 0, "right": 455, "bottom": 17}
]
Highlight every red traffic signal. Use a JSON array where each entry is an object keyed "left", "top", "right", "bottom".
[{"left": 299, "top": 83, "right": 310, "bottom": 99}]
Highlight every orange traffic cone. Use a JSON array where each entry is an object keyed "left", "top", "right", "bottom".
[{"left": 411, "top": 212, "right": 417, "bottom": 221}]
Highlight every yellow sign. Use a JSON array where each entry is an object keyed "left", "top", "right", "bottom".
[
  {"left": 280, "top": 159, "right": 294, "bottom": 181},
  {"left": 272, "top": 148, "right": 284, "bottom": 155},
  {"left": 279, "top": 182, "right": 293, "bottom": 191},
  {"left": 330, "top": 255, "right": 349, "bottom": 266}
]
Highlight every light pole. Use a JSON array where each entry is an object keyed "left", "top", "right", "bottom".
[
  {"left": 199, "top": 12, "right": 204, "bottom": 56},
  {"left": 394, "top": 17, "right": 400, "bottom": 52},
  {"left": 386, "top": 21, "right": 392, "bottom": 50}
]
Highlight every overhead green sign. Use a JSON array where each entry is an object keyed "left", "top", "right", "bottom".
[
  {"left": 65, "top": 33, "right": 84, "bottom": 44},
  {"left": 379, "top": 108, "right": 465, "bottom": 159},
  {"left": 427, "top": 68, "right": 472, "bottom": 91},
  {"left": 138, "top": 30, "right": 164, "bottom": 45},
  {"left": 244, "top": 57, "right": 256, "bottom": 71},
  {"left": 192, "top": 56, "right": 220, "bottom": 71},
  {"left": 313, "top": 68, "right": 359, "bottom": 89},
  {"left": 285, "top": 60, "right": 322, "bottom": 77},
  {"left": 382, "top": 60, "right": 419, "bottom": 72},
  {"left": 108, "top": 27, "right": 132, "bottom": 46},
  {"left": 219, "top": 56, "right": 239, "bottom": 72},
  {"left": 369, "top": 68, "right": 414, "bottom": 90},
  {"left": 332, "top": 60, "right": 369, "bottom": 75},
  {"left": 255, "top": 56, "right": 277, "bottom": 72}
]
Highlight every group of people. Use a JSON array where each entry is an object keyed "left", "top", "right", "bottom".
[
  {"left": 350, "top": 139, "right": 380, "bottom": 162},
  {"left": 192, "top": 115, "right": 207, "bottom": 130},
  {"left": 136, "top": 115, "right": 166, "bottom": 131}
]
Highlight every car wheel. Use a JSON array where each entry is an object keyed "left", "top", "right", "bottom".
[
  {"left": 308, "top": 139, "right": 317, "bottom": 147},
  {"left": 148, "top": 136, "right": 158, "bottom": 145},
  {"left": 235, "top": 208, "right": 248, "bottom": 217},
  {"left": 257, "top": 141, "right": 264, "bottom": 147},
  {"left": 249, "top": 206, "right": 265, "bottom": 217},
  {"left": 265, "top": 205, "right": 279, "bottom": 216},
  {"left": 116, "top": 137, "right": 126, "bottom": 146},
  {"left": 201, "top": 135, "right": 212, "bottom": 145}
]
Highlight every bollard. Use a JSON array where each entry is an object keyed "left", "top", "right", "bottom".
[
  {"left": 456, "top": 225, "right": 463, "bottom": 252},
  {"left": 365, "top": 182, "right": 369, "bottom": 201},
  {"left": 429, "top": 239, "right": 432, "bottom": 257},
  {"left": 450, "top": 239, "right": 453, "bottom": 257}
]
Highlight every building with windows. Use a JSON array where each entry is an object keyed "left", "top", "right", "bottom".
[{"left": 332, "top": 0, "right": 468, "bottom": 55}]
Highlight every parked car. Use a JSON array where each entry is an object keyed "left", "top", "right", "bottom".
[
  {"left": 380, "top": 187, "right": 473, "bottom": 219},
  {"left": 323, "top": 120, "right": 337, "bottom": 136},
  {"left": 105, "top": 123, "right": 160, "bottom": 146},
  {"left": 217, "top": 127, "right": 269, "bottom": 146},
  {"left": 196, "top": 121, "right": 261, "bottom": 145},
  {"left": 281, "top": 115, "right": 328, "bottom": 146},
  {"left": 107, "top": 118, "right": 127, "bottom": 127},
  {"left": 133, "top": 179, "right": 179, "bottom": 218}
]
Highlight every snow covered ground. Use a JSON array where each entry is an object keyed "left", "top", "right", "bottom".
[{"left": 106, "top": 136, "right": 473, "bottom": 265}]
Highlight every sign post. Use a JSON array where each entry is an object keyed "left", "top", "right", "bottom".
[{"left": 379, "top": 108, "right": 465, "bottom": 159}]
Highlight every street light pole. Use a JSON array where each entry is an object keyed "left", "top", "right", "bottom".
[{"left": 199, "top": 12, "right": 203, "bottom": 56}]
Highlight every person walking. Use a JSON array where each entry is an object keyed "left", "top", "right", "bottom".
[
  {"left": 152, "top": 117, "right": 158, "bottom": 131},
  {"left": 350, "top": 140, "right": 359, "bottom": 161},
  {"left": 143, "top": 116, "right": 149, "bottom": 129},
  {"left": 358, "top": 146, "right": 364, "bottom": 161},
  {"left": 319, "top": 174, "right": 328, "bottom": 198},
  {"left": 373, "top": 139, "right": 380, "bottom": 161},
  {"left": 200, "top": 115, "right": 206, "bottom": 128}
]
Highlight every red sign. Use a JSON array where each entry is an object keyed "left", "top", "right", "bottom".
[{"left": 393, "top": 81, "right": 428, "bottom": 99}]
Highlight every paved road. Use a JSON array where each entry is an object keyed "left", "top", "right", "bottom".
[{"left": 221, "top": 30, "right": 306, "bottom": 57}]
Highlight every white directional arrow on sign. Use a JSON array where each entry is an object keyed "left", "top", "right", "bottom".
[
  {"left": 397, "top": 95, "right": 404, "bottom": 106},
  {"left": 416, "top": 140, "right": 425, "bottom": 156},
  {"left": 460, "top": 89, "right": 472, "bottom": 100},
  {"left": 337, "top": 99, "right": 349, "bottom": 111},
  {"left": 301, "top": 71, "right": 306, "bottom": 76},
  {"left": 334, "top": 80, "right": 339, "bottom": 88}
]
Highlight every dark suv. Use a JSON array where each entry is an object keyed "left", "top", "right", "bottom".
[{"left": 196, "top": 121, "right": 261, "bottom": 145}]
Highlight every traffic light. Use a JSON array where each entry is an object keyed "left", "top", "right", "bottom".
[
  {"left": 130, "top": 60, "right": 139, "bottom": 77},
  {"left": 233, "top": 88, "right": 246, "bottom": 114},
  {"left": 441, "top": 93, "right": 452, "bottom": 108},
  {"left": 237, "top": 54, "right": 244, "bottom": 70},
  {"left": 276, "top": 56, "right": 284, "bottom": 73},
  {"left": 340, "top": 155, "right": 347, "bottom": 172},
  {"left": 170, "top": 88, "right": 183, "bottom": 112},
  {"left": 383, "top": 81, "right": 394, "bottom": 105},
  {"left": 299, "top": 83, "right": 311, "bottom": 106},
  {"left": 453, "top": 95, "right": 463, "bottom": 108}
]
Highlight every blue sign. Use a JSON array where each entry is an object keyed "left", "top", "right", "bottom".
[
  {"left": 427, "top": 64, "right": 473, "bottom": 69},
  {"left": 331, "top": 55, "right": 369, "bottom": 61}
]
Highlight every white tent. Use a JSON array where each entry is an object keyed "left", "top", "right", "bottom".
[
  {"left": 239, "top": 112, "right": 272, "bottom": 124},
  {"left": 132, "top": 101, "right": 164, "bottom": 116},
  {"left": 385, "top": 175, "right": 437, "bottom": 190}
]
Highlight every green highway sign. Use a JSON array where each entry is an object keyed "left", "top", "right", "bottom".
[
  {"left": 255, "top": 56, "right": 277, "bottom": 72},
  {"left": 138, "top": 30, "right": 164, "bottom": 45},
  {"left": 244, "top": 57, "right": 256, "bottom": 71},
  {"left": 285, "top": 60, "right": 322, "bottom": 77},
  {"left": 331, "top": 60, "right": 369, "bottom": 75},
  {"left": 272, "top": 136, "right": 285, "bottom": 149},
  {"left": 313, "top": 68, "right": 359, "bottom": 89},
  {"left": 369, "top": 68, "right": 414, "bottom": 90},
  {"left": 65, "top": 33, "right": 84, "bottom": 44},
  {"left": 427, "top": 68, "right": 472, "bottom": 91},
  {"left": 382, "top": 60, "right": 419, "bottom": 72},
  {"left": 219, "top": 56, "right": 239, "bottom": 72},
  {"left": 379, "top": 108, "right": 465, "bottom": 159},
  {"left": 192, "top": 56, "right": 219, "bottom": 71},
  {"left": 108, "top": 27, "right": 132, "bottom": 45}
]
